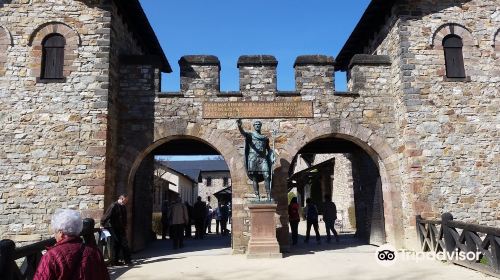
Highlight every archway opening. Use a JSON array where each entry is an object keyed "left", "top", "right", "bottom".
[
  {"left": 130, "top": 137, "right": 233, "bottom": 253},
  {"left": 288, "top": 135, "right": 386, "bottom": 246}
]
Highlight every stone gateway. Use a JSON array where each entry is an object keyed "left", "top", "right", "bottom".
[{"left": 0, "top": 0, "right": 498, "bottom": 256}]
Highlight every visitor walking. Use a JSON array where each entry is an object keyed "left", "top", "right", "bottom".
[
  {"left": 184, "top": 202, "right": 193, "bottom": 238},
  {"left": 214, "top": 205, "right": 222, "bottom": 234},
  {"left": 34, "top": 209, "right": 110, "bottom": 280},
  {"left": 220, "top": 202, "right": 230, "bottom": 235},
  {"left": 169, "top": 197, "right": 189, "bottom": 249},
  {"left": 161, "top": 200, "right": 169, "bottom": 240},
  {"left": 206, "top": 205, "right": 213, "bottom": 234},
  {"left": 304, "top": 198, "right": 320, "bottom": 244},
  {"left": 288, "top": 197, "right": 300, "bottom": 245},
  {"left": 323, "top": 194, "right": 339, "bottom": 243},
  {"left": 101, "top": 194, "right": 132, "bottom": 265},
  {"left": 193, "top": 196, "right": 207, "bottom": 239}
]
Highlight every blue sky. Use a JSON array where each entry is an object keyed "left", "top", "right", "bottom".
[{"left": 139, "top": 0, "right": 371, "bottom": 92}]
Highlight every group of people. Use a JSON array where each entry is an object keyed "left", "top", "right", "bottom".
[
  {"left": 161, "top": 196, "right": 231, "bottom": 249},
  {"left": 288, "top": 194, "right": 340, "bottom": 245}
]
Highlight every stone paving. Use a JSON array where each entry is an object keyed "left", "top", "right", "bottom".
[{"left": 110, "top": 223, "right": 495, "bottom": 280}]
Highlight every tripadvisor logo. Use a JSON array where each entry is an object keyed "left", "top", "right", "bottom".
[
  {"left": 375, "top": 244, "right": 481, "bottom": 267},
  {"left": 375, "top": 244, "right": 398, "bottom": 267}
]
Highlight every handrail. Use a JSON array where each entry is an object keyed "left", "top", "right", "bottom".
[
  {"left": 416, "top": 213, "right": 500, "bottom": 278},
  {"left": 0, "top": 218, "right": 111, "bottom": 280}
]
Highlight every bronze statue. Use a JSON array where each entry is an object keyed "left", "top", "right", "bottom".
[{"left": 237, "top": 119, "right": 275, "bottom": 200}]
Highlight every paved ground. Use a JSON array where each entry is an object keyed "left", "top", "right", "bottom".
[{"left": 110, "top": 222, "right": 495, "bottom": 280}]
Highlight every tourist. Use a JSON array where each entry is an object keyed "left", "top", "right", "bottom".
[
  {"left": 323, "top": 194, "right": 339, "bottom": 243},
  {"left": 33, "top": 209, "right": 110, "bottom": 280},
  {"left": 101, "top": 194, "right": 132, "bottom": 265},
  {"left": 206, "top": 205, "right": 213, "bottom": 234},
  {"left": 161, "top": 200, "right": 170, "bottom": 240},
  {"left": 169, "top": 197, "right": 189, "bottom": 249},
  {"left": 184, "top": 202, "right": 193, "bottom": 238},
  {"left": 214, "top": 205, "right": 222, "bottom": 234},
  {"left": 288, "top": 197, "right": 300, "bottom": 245},
  {"left": 220, "top": 202, "right": 230, "bottom": 235},
  {"left": 193, "top": 196, "right": 207, "bottom": 239},
  {"left": 304, "top": 198, "right": 320, "bottom": 244}
]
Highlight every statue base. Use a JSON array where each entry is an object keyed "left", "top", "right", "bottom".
[{"left": 246, "top": 203, "right": 282, "bottom": 259}]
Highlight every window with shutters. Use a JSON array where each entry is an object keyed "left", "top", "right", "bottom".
[
  {"left": 206, "top": 177, "right": 212, "bottom": 187},
  {"left": 443, "top": 35, "right": 466, "bottom": 78},
  {"left": 41, "top": 34, "right": 65, "bottom": 79}
]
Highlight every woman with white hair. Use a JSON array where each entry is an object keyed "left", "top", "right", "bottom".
[{"left": 33, "top": 209, "right": 110, "bottom": 280}]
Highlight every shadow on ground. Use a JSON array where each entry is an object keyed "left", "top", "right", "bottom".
[
  {"left": 109, "top": 232, "right": 231, "bottom": 279},
  {"left": 283, "top": 233, "right": 376, "bottom": 257}
]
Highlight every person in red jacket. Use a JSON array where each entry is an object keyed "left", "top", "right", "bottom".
[
  {"left": 33, "top": 209, "right": 110, "bottom": 280},
  {"left": 288, "top": 197, "right": 301, "bottom": 245}
]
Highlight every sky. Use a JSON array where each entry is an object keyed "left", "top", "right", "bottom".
[{"left": 139, "top": 0, "right": 371, "bottom": 92}]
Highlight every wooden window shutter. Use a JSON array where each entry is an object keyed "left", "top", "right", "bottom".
[
  {"left": 443, "top": 35, "right": 466, "bottom": 78},
  {"left": 41, "top": 34, "right": 66, "bottom": 79}
]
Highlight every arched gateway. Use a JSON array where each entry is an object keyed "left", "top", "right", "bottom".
[{"left": 111, "top": 54, "right": 412, "bottom": 252}]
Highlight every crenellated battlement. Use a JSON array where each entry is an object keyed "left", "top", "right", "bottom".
[{"left": 166, "top": 54, "right": 392, "bottom": 97}]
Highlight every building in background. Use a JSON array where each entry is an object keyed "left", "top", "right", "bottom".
[{"left": 165, "top": 160, "right": 231, "bottom": 209}]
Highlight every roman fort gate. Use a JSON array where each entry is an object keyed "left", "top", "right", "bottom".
[{"left": 0, "top": 0, "right": 498, "bottom": 254}]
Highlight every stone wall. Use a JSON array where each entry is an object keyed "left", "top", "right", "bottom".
[
  {"left": 356, "top": 0, "right": 500, "bottom": 234},
  {"left": 0, "top": 0, "right": 112, "bottom": 243}
]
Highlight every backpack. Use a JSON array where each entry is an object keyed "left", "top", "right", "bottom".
[{"left": 306, "top": 204, "right": 318, "bottom": 221}]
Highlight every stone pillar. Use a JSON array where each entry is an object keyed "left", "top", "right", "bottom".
[
  {"left": 247, "top": 203, "right": 282, "bottom": 259},
  {"left": 294, "top": 55, "right": 335, "bottom": 95},
  {"left": 347, "top": 54, "right": 391, "bottom": 94},
  {"left": 179, "top": 55, "right": 220, "bottom": 96},
  {"left": 237, "top": 55, "right": 277, "bottom": 96}
]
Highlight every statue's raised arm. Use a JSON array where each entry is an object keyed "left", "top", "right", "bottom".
[{"left": 236, "top": 119, "right": 248, "bottom": 136}]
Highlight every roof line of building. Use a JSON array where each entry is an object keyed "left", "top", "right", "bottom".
[
  {"left": 115, "top": 0, "right": 172, "bottom": 73},
  {"left": 336, "top": 0, "right": 398, "bottom": 71}
]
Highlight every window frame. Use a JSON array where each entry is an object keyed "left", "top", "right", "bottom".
[
  {"left": 40, "top": 33, "right": 66, "bottom": 81},
  {"left": 443, "top": 34, "right": 466, "bottom": 79}
]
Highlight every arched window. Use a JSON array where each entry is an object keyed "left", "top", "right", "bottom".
[
  {"left": 443, "top": 35, "right": 466, "bottom": 78},
  {"left": 41, "top": 34, "right": 65, "bottom": 79}
]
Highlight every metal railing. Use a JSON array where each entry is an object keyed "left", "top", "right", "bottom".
[
  {"left": 416, "top": 213, "right": 500, "bottom": 278},
  {"left": 0, "top": 218, "right": 112, "bottom": 280}
]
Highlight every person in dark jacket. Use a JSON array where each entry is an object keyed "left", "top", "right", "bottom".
[
  {"left": 288, "top": 197, "right": 300, "bottom": 245},
  {"left": 161, "top": 200, "right": 170, "bottom": 240},
  {"left": 304, "top": 198, "right": 321, "bottom": 244},
  {"left": 220, "top": 202, "right": 230, "bottom": 235},
  {"left": 33, "top": 209, "right": 109, "bottom": 280},
  {"left": 323, "top": 194, "right": 339, "bottom": 243},
  {"left": 184, "top": 202, "right": 193, "bottom": 238},
  {"left": 101, "top": 194, "right": 131, "bottom": 265},
  {"left": 193, "top": 196, "right": 207, "bottom": 239}
]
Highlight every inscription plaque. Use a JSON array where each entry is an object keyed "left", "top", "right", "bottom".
[{"left": 203, "top": 101, "right": 313, "bottom": 119}]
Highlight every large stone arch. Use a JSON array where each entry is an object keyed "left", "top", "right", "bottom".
[
  {"left": 28, "top": 22, "right": 81, "bottom": 78},
  {"left": 277, "top": 119, "right": 406, "bottom": 248},
  {"left": 125, "top": 122, "right": 245, "bottom": 249}
]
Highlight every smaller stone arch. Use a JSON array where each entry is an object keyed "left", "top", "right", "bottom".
[
  {"left": 0, "top": 26, "right": 13, "bottom": 76},
  {"left": 279, "top": 120, "right": 407, "bottom": 248},
  {"left": 28, "top": 22, "right": 81, "bottom": 79},
  {"left": 430, "top": 23, "right": 478, "bottom": 49}
]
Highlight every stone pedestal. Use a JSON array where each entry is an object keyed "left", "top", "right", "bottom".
[{"left": 247, "top": 203, "right": 282, "bottom": 259}]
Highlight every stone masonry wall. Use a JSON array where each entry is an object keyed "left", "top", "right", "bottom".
[
  {"left": 348, "top": 0, "right": 499, "bottom": 248},
  {"left": 0, "top": 0, "right": 112, "bottom": 243},
  {"left": 396, "top": 0, "right": 499, "bottom": 227}
]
